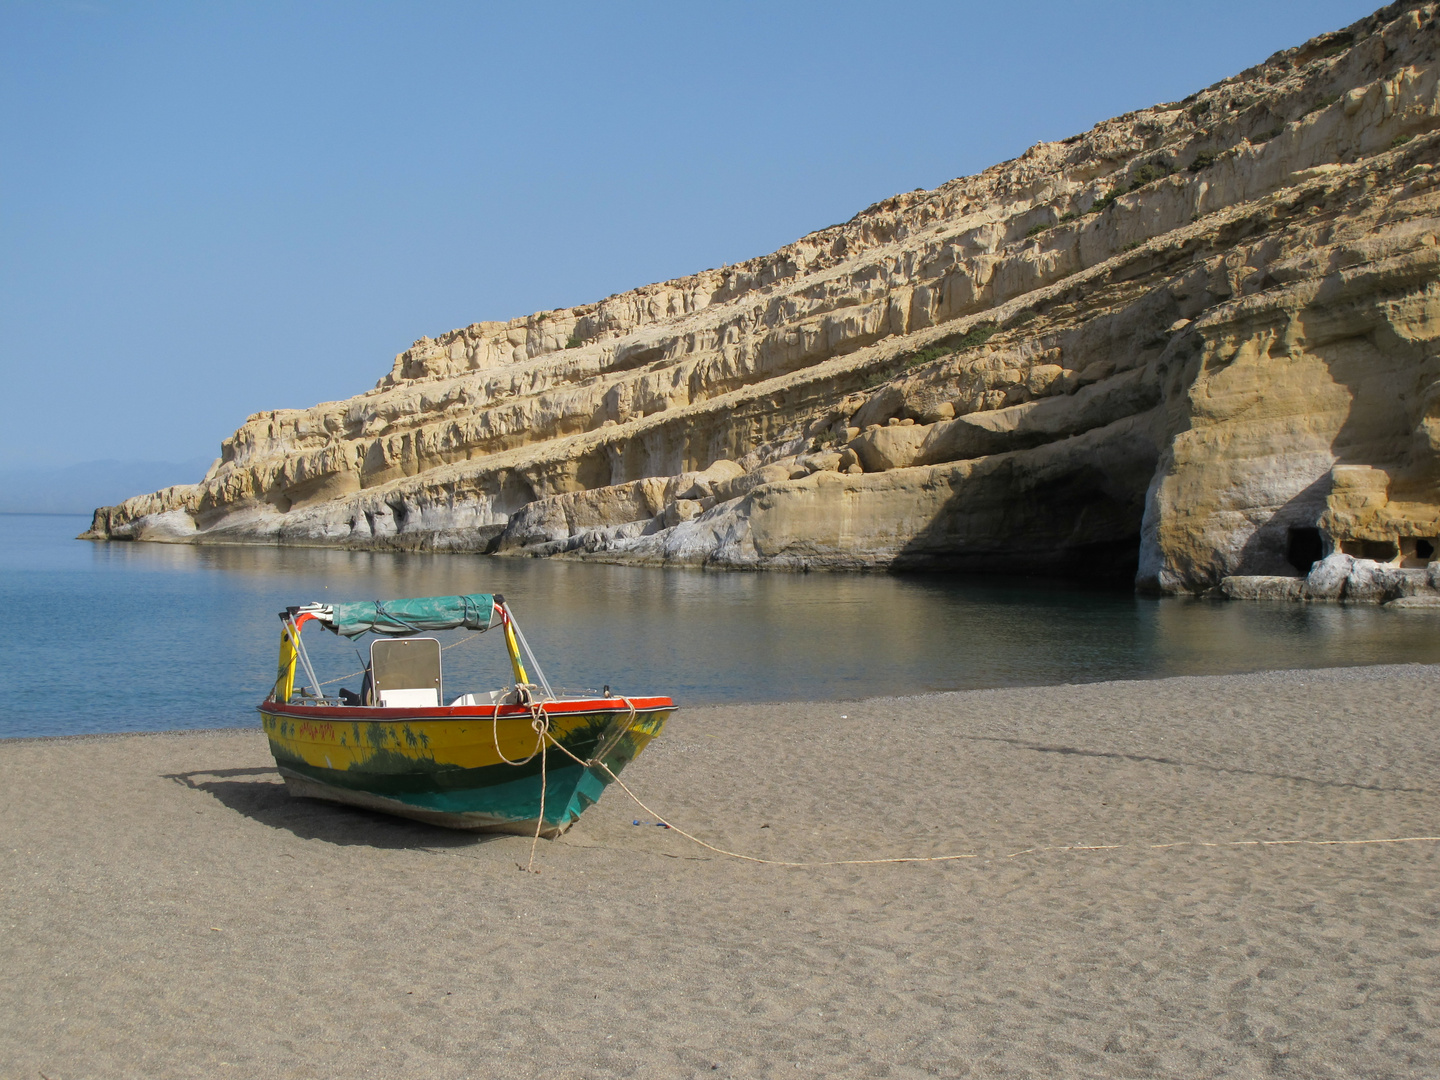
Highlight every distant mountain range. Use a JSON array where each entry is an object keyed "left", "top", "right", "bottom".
[{"left": 0, "top": 459, "right": 212, "bottom": 516}]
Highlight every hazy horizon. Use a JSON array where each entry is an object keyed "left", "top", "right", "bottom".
[{"left": 0, "top": 458, "right": 214, "bottom": 515}]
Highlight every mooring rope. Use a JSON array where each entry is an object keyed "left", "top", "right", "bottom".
[
  {"left": 535, "top": 711, "right": 984, "bottom": 869},
  {"left": 518, "top": 712, "right": 1440, "bottom": 869},
  {"left": 490, "top": 699, "right": 544, "bottom": 768},
  {"left": 526, "top": 704, "right": 550, "bottom": 874},
  {"left": 277, "top": 670, "right": 1440, "bottom": 869},
  {"left": 480, "top": 697, "right": 556, "bottom": 873}
]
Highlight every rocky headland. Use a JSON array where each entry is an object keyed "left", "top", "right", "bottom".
[{"left": 87, "top": 3, "right": 1440, "bottom": 602}]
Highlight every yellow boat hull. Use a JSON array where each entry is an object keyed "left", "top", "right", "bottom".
[{"left": 257, "top": 697, "right": 673, "bottom": 835}]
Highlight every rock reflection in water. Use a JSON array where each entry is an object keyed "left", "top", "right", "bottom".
[{"left": 3, "top": 513, "right": 1439, "bottom": 738}]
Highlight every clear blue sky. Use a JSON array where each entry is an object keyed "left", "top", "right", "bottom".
[{"left": 1, "top": 0, "right": 1377, "bottom": 475}]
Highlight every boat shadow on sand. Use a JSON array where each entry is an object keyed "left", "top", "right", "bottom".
[{"left": 162, "top": 766, "right": 503, "bottom": 850}]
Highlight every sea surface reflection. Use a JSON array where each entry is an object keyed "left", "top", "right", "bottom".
[{"left": 3, "top": 513, "right": 1439, "bottom": 738}]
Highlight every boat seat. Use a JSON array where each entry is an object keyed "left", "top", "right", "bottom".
[
  {"left": 378, "top": 687, "right": 440, "bottom": 708},
  {"left": 450, "top": 689, "right": 514, "bottom": 707}
]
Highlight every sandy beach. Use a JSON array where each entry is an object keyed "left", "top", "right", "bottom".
[{"left": 4, "top": 664, "right": 1440, "bottom": 1079}]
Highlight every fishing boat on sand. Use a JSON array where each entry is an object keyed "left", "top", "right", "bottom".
[{"left": 259, "top": 593, "right": 673, "bottom": 837}]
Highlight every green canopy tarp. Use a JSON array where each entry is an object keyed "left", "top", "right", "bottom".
[{"left": 328, "top": 594, "right": 496, "bottom": 638}]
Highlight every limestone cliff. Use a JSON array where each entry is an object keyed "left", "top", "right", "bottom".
[{"left": 86, "top": 3, "right": 1440, "bottom": 598}]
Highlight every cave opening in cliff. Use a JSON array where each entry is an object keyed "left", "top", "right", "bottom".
[
  {"left": 1400, "top": 536, "right": 1436, "bottom": 567},
  {"left": 1340, "top": 538, "right": 1399, "bottom": 562},
  {"left": 1286, "top": 527, "right": 1323, "bottom": 574}
]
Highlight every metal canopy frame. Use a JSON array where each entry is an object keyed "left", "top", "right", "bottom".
[{"left": 278, "top": 594, "right": 559, "bottom": 706}]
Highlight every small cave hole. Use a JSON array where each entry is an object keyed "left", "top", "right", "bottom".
[
  {"left": 1400, "top": 536, "right": 1436, "bottom": 567},
  {"left": 1286, "top": 527, "right": 1323, "bottom": 574},
  {"left": 1339, "top": 538, "right": 1399, "bottom": 562}
]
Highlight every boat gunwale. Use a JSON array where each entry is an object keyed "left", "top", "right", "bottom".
[{"left": 257, "top": 696, "right": 675, "bottom": 723}]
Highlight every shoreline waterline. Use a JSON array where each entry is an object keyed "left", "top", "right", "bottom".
[
  {"left": 7, "top": 512, "right": 1440, "bottom": 738},
  {"left": 5, "top": 660, "right": 1440, "bottom": 745}
]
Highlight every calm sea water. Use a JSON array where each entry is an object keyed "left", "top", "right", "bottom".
[{"left": 3, "top": 513, "right": 1439, "bottom": 738}]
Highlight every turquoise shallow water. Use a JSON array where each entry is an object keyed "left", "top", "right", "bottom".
[{"left": 3, "top": 512, "right": 1440, "bottom": 738}]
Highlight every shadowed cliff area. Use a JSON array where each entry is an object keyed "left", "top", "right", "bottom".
[{"left": 87, "top": 3, "right": 1440, "bottom": 596}]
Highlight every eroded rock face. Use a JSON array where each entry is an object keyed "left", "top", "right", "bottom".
[{"left": 85, "top": 4, "right": 1440, "bottom": 597}]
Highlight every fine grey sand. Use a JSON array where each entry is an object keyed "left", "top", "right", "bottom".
[{"left": 4, "top": 666, "right": 1440, "bottom": 1079}]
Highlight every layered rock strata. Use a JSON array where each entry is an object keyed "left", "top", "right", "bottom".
[{"left": 88, "top": 3, "right": 1440, "bottom": 599}]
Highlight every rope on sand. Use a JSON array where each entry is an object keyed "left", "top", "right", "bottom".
[
  {"left": 1147, "top": 835, "right": 1440, "bottom": 851},
  {"left": 539, "top": 715, "right": 978, "bottom": 868},
  {"left": 502, "top": 702, "right": 1440, "bottom": 870},
  {"left": 540, "top": 726, "right": 1440, "bottom": 867},
  {"left": 486, "top": 700, "right": 554, "bottom": 874},
  {"left": 589, "top": 756, "right": 981, "bottom": 867},
  {"left": 525, "top": 703, "right": 553, "bottom": 874}
]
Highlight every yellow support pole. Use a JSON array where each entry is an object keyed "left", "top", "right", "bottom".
[
  {"left": 502, "top": 609, "right": 530, "bottom": 686},
  {"left": 275, "top": 628, "right": 299, "bottom": 703}
]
